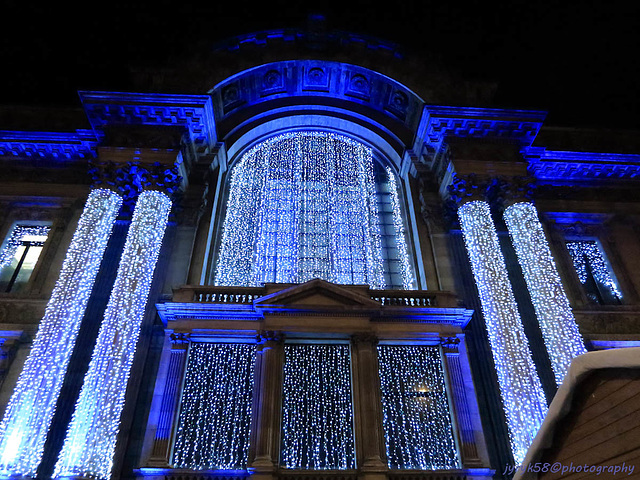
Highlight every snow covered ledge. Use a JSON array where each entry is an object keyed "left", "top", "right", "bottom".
[{"left": 514, "top": 347, "right": 640, "bottom": 479}]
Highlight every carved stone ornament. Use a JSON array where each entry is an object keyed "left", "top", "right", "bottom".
[
  {"left": 89, "top": 160, "right": 182, "bottom": 207},
  {"left": 489, "top": 175, "right": 537, "bottom": 210},
  {"left": 447, "top": 173, "right": 492, "bottom": 206},
  {"left": 440, "top": 336, "right": 460, "bottom": 351},
  {"left": 170, "top": 332, "right": 191, "bottom": 344},
  {"left": 257, "top": 330, "right": 285, "bottom": 344}
]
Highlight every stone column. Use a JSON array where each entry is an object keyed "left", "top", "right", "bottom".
[
  {"left": 146, "top": 333, "right": 189, "bottom": 467},
  {"left": 351, "top": 334, "right": 387, "bottom": 476},
  {"left": 54, "top": 189, "right": 172, "bottom": 480},
  {"left": 249, "top": 331, "right": 284, "bottom": 476},
  {"left": 453, "top": 174, "right": 547, "bottom": 464},
  {"left": 0, "top": 189, "right": 122, "bottom": 477},
  {"left": 503, "top": 198, "right": 586, "bottom": 385},
  {"left": 440, "top": 337, "right": 481, "bottom": 468}
]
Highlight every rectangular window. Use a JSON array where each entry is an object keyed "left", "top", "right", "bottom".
[
  {"left": 377, "top": 345, "right": 459, "bottom": 469},
  {"left": 281, "top": 344, "right": 356, "bottom": 470},
  {"left": 172, "top": 343, "right": 255, "bottom": 470},
  {"left": 565, "top": 240, "right": 622, "bottom": 305},
  {"left": 0, "top": 224, "right": 50, "bottom": 293}
]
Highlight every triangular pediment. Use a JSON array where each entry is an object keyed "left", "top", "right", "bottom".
[{"left": 254, "top": 279, "right": 379, "bottom": 308}]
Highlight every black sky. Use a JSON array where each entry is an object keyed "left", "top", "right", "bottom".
[{"left": 1, "top": 1, "right": 639, "bottom": 129}]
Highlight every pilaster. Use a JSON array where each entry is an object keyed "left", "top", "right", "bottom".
[
  {"left": 440, "top": 336, "right": 482, "bottom": 468},
  {"left": 249, "top": 331, "right": 284, "bottom": 476},
  {"left": 146, "top": 333, "right": 189, "bottom": 467},
  {"left": 350, "top": 334, "right": 387, "bottom": 474}
]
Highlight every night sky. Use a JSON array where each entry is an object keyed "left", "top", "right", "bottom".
[{"left": 1, "top": 1, "right": 638, "bottom": 129}]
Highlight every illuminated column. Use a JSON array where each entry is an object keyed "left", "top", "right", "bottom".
[
  {"left": 55, "top": 189, "right": 172, "bottom": 480},
  {"left": 350, "top": 334, "right": 387, "bottom": 472},
  {"left": 249, "top": 332, "right": 284, "bottom": 474},
  {"left": 0, "top": 189, "right": 122, "bottom": 477},
  {"left": 457, "top": 199, "right": 547, "bottom": 464},
  {"left": 504, "top": 201, "right": 586, "bottom": 385}
]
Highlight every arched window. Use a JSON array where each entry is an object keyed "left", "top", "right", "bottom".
[{"left": 214, "top": 131, "right": 414, "bottom": 289}]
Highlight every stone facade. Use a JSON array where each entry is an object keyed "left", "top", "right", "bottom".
[{"left": 0, "top": 23, "right": 639, "bottom": 480}]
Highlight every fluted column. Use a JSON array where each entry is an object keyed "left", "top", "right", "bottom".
[
  {"left": 351, "top": 334, "right": 387, "bottom": 473},
  {"left": 54, "top": 190, "right": 172, "bottom": 480},
  {"left": 456, "top": 192, "right": 547, "bottom": 464},
  {"left": 249, "top": 331, "right": 284, "bottom": 473},
  {"left": 503, "top": 201, "right": 586, "bottom": 385},
  {"left": 440, "top": 337, "right": 480, "bottom": 467},
  {"left": 0, "top": 189, "right": 122, "bottom": 477},
  {"left": 147, "top": 333, "right": 189, "bottom": 467}
]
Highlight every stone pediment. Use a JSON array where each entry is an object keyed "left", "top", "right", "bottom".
[{"left": 254, "top": 279, "right": 380, "bottom": 309}]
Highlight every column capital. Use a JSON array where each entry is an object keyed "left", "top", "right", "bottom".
[
  {"left": 256, "top": 330, "right": 285, "bottom": 346},
  {"left": 89, "top": 159, "right": 182, "bottom": 206},
  {"left": 169, "top": 332, "right": 191, "bottom": 345},
  {"left": 491, "top": 175, "right": 537, "bottom": 209},
  {"left": 440, "top": 336, "right": 460, "bottom": 353},
  {"left": 448, "top": 173, "right": 493, "bottom": 207}
]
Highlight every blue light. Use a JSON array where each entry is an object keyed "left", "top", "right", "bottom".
[
  {"left": 0, "top": 190, "right": 121, "bottom": 476},
  {"left": 55, "top": 190, "right": 171, "bottom": 480},
  {"left": 458, "top": 201, "right": 547, "bottom": 464},
  {"left": 377, "top": 345, "right": 459, "bottom": 469},
  {"left": 281, "top": 344, "right": 355, "bottom": 470},
  {"left": 173, "top": 343, "right": 255, "bottom": 470},
  {"left": 566, "top": 240, "right": 622, "bottom": 301},
  {"left": 0, "top": 130, "right": 98, "bottom": 160},
  {"left": 214, "top": 131, "right": 387, "bottom": 289},
  {"left": 504, "top": 202, "right": 586, "bottom": 385}
]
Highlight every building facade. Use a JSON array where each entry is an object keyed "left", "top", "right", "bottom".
[{"left": 0, "top": 24, "right": 639, "bottom": 480}]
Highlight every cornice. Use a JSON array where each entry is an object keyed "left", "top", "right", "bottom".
[
  {"left": 417, "top": 105, "right": 547, "bottom": 155},
  {"left": 525, "top": 147, "right": 640, "bottom": 183},
  {"left": 78, "top": 91, "right": 217, "bottom": 154},
  {"left": 0, "top": 129, "right": 97, "bottom": 160}
]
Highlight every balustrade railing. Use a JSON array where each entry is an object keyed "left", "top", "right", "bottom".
[{"left": 171, "top": 286, "right": 458, "bottom": 308}]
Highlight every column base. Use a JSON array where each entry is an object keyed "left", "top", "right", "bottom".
[
  {"left": 249, "top": 457, "right": 277, "bottom": 472},
  {"left": 359, "top": 456, "right": 388, "bottom": 472}
]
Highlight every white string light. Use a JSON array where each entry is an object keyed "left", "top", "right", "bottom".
[
  {"left": 458, "top": 200, "right": 547, "bottom": 464},
  {"left": 0, "top": 189, "right": 121, "bottom": 476},
  {"left": 55, "top": 190, "right": 171, "bottom": 480},
  {"left": 0, "top": 225, "right": 50, "bottom": 270},
  {"left": 172, "top": 343, "right": 255, "bottom": 470},
  {"left": 214, "top": 131, "right": 386, "bottom": 289},
  {"left": 504, "top": 202, "right": 586, "bottom": 385},
  {"left": 566, "top": 240, "right": 622, "bottom": 301},
  {"left": 385, "top": 167, "right": 415, "bottom": 289},
  {"left": 281, "top": 344, "right": 355, "bottom": 470},
  {"left": 377, "top": 346, "right": 458, "bottom": 469}
]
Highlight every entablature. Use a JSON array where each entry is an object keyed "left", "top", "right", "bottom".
[{"left": 157, "top": 280, "right": 472, "bottom": 337}]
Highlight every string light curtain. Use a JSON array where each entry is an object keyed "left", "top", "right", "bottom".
[
  {"left": 215, "top": 131, "right": 389, "bottom": 288},
  {"left": 385, "top": 167, "right": 414, "bottom": 289},
  {"left": 281, "top": 344, "right": 355, "bottom": 470},
  {"left": 458, "top": 200, "right": 547, "bottom": 464},
  {"left": 0, "top": 189, "right": 121, "bottom": 477},
  {"left": 504, "top": 202, "right": 586, "bottom": 385},
  {"left": 55, "top": 190, "right": 172, "bottom": 480},
  {"left": 377, "top": 345, "right": 459, "bottom": 469},
  {"left": 0, "top": 225, "right": 50, "bottom": 270},
  {"left": 566, "top": 240, "right": 622, "bottom": 302},
  {"left": 173, "top": 343, "right": 255, "bottom": 470}
]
